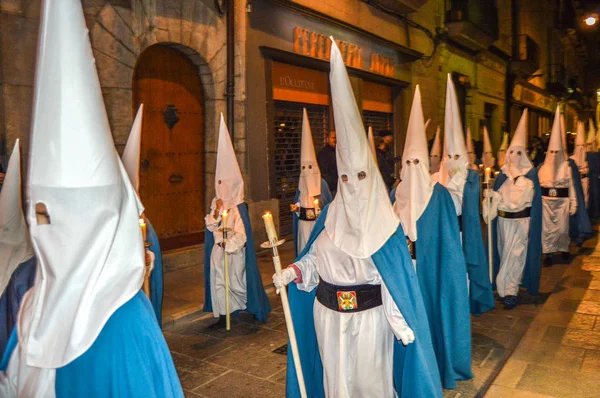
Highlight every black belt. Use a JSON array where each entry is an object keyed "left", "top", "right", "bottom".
[
  {"left": 316, "top": 279, "right": 382, "bottom": 313},
  {"left": 498, "top": 207, "right": 531, "bottom": 219},
  {"left": 405, "top": 236, "right": 416, "bottom": 260},
  {"left": 299, "top": 207, "right": 318, "bottom": 221},
  {"left": 541, "top": 187, "right": 569, "bottom": 198}
]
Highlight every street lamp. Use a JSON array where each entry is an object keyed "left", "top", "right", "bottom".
[{"left": 585, "top": 15, "right": 597, "bottom": 26}]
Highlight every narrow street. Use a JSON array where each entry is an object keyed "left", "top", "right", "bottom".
[{"left": 162, "top": 227, "right": 600, "bottom": 398}]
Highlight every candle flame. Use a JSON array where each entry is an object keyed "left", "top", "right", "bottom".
[
  {"left": 263, "top": 212, "right": 271, "bottom": 217},
  {"left": 222, "top": 210, "right": 228, "bottom": 216}
]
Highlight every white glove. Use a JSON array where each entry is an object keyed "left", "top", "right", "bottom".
[
  {"left": 569, "top": 203, "right": 578, "bottom": 216},
  {"left": 397, "top": 327, "right": 415, "bottom": 346},
  {"left": 481, "top": 191, "right": 499, "bottom": 224},
  {"left": 272, "top": 267, "right": 298, "bottom": 294}
]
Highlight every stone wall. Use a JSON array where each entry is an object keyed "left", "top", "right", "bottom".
[{"left": 0, "top": 0, "right": 248, "bottom": 213}]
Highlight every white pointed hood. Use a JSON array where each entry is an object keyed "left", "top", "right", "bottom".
[
  {"left": 497, "top": 132, "right": 509, "bottom": 168},
  {"left": 393, "top": 86, "right": 434, "bottom": 242},
  {"left": 368, "top": 126, "right": 377, "bottom": 158},
  {"left": 298, "top": 108, "right": 321, "bottom": 207},
  {"left": 215, "top": 113, "right": 244, "bottom": 210},
  {"left": 588, "top": 118, "right": 597, "bottom": 152},
  {"left": 482, "top": 126, "right": 495, "bottom": 168},
  {"left": 429, "top": 126, "right": 442, "bottom": 173},
  {"left": 571, "top": 121, "right": 587, "bottom": 168},
  {"left": 122, "top": 104, "right": 144, "bottom": 193},
  {"left": 20, "top": 0, "right": 145, "bottom": 375},
  {"left": 560, "top": 113, "right": 568, "bottom": 156},
  {"left": 502, "top": 109, "right": 532, "bottom": 178},
  {"left": 0, "top": 140, "right": 33, "bottom": 295},
  {"left": 539, "top": 106, "right": 566, "bottom": 182},
  {"left": 435, "top": 74, "right": 468, "bottom": 212},
  {"left": 325, "top": 38, "right": 398, "bottom": 259},
  {"left": 465, "top": 126, "right": 477, "bottom": 168}
]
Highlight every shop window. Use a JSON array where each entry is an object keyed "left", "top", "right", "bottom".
[
  {"left": 274, "top": 101, "right": 330, "bottom": 236},
  {"left": 363, "top": 110, "right": 393, "bottom": 138}
]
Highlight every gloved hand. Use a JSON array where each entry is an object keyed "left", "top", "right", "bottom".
[
  {"left": 272, "top": 267, "right": 298, "bottom": 294},
  {"left": 569, "top": 203, "right": 578, "bottom": 216},
  {"left": 397, "top": 326, "right": 415, "bottom": 346},
  {"left": 481, "top": 190, "right": 499, "bottom": 223}
]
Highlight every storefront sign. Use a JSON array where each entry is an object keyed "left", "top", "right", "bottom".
[
  {"left": 363, "top": 81, "right": 393, "bottom": 113},
  {"left": 272, "top": 62, "right": 329, "bottom": 105},
  {"left": 513, "top": 84, "right": 555, "bottom": 113},
  {"left": 293, "top": 26, "right": 395, "bottom": 78}
]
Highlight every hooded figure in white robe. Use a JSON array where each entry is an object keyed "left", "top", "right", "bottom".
[
  {"left": 273, "top": 39, "right": 442, "bottom": 398},
  {"left": 484, "top": 109, "right": 539, "bottom": 308},
  {"left": 539, "top": 107, "right": 577, "bottom": 259},
  {"left": 291, "top": 109, "right": 333, "bottom": 255},
  {"left": 497, "top": 132, "right": 509, "bottom": 169},
  {"left": 0, "top": 141, "right": 36, "bottom": 358},
  {"left": 432, "top": 74, "right": 469, "bottom": 216},
  {"left": 571, "top": 121, "right": 589, "bottom": 206},
  {"left": 466, "top": 126, "right": 478, "bottom": 170},
  {"left": 204, "top": 115, "right": 249, "bottom": 325},
  {"left": 0, "top": 1, "right": 182, "bottom": 395},
  {"left": 429, "top": 126, "right": 442, "bottom": 174},
  {"left": 482, "top": 126, "right": 495, "bottom": 169}
]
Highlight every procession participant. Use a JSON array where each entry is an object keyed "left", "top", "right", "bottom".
[
  {"left": 485, "top": 109, "right": 541, "bottom": 309},
  {"left": 391, "top": 85, "right": 473, "bottom": 388},
  {"left": 0, "top": 1, "right": 183, "bottom": 395},
  {"left": 430, "top": 125, "right": 442, "bottom": 174},
  {"left": 274, "top": 39, "right": 443, "bottom": 398},
  {"left": 317, "top": 130, "right": 338, "bottom": 196},
  {"left": 497, "top": 132, "right": 509, "bottom": 170},
  {"left": 568, "top": 121, "right": 593, "bottom": 247},
  {"left": 466, "top": 126, "right": 479, "bottom": 170},
  {"left": 203, "top": 114, "right": 271, "bottom": 329},
  {"left": 433, "top": 75, "right": 494, "bottom": 317},
  {"left": 482, "top": 126, "right": 495, "bottom": 169},
  {"left": 376, "top": 130, "right": 397, "bottom": 190},
  {"left": 0, "top": 141, "right": 36, "bottom": 358},
  {"left": 121, "top": 104, "right": 164, "bottom": 325},
  {"left": 539, "top": 107, "right": 577, "bottom": 266},
  {"left": 586, "top": 119, "right": 600, "bottom": 220},
  {"left": 291, "top": 109, "right": 333, "bottom": 256}
]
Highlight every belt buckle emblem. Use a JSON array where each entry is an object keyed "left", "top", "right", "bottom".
[
  {"left": 499, "top": 210, "right": 506, "bottom": 218},
  {"left": 406, "top": 238, "right": 415, "bottom": 258},
  {"left": 549, "top": 188, "right": 557, "bottom": 197},
  {"left": 305, "top": 209, "right": 316, "bottom": 220},
  {"left": 337, "top": 291, "right": 358, "bottom": 311}
]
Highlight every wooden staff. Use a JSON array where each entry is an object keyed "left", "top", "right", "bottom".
[
  {"left": 484, "top": 168, "right": 493, "bottom": 283},
  {"left": 222, "top": 210, "right": 231, "bottom": 331},
  {"left": 262, "top": 213, "right": 307, "bottom": 398}
]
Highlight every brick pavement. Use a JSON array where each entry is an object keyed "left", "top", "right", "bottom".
[{"left": 164, "top": 233, "right": 597, "bottom": 397}]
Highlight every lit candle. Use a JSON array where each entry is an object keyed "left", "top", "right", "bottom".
[
  {"left": 262, "top": 212, "right": 279, "bottom": 243},
  {"left": 478, "top": 164, "right": 484, "bottom": 170},
  {"left": 484, "top": 167, "right": 492, "bottom": 183},
  {"left": 139, "top": 218, "right": 147, "bottom": 241},
  {"left": 221, "top": 210, "right": 228, "bottom": 231},
  {"left": 494, "top": 171, "right": 500, "bottom": 177}
]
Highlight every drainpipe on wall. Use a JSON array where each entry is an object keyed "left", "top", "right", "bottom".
[
  {"left": 226, "top": 0, "right": 235, "bottom": 139},
  {"left": 506, "top": 0, "right": 518, "bottom": 131}
]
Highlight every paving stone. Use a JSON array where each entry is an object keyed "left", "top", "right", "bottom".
[
  {"left": 589, "top": 280, "right": 600, "bottom": 290},
  {"left": 517, "top": 364, "right": 600, "bottom": 398},
  {"left": 510, "top": 342, "right": 585, "bottom": 370},
  {"left": 562, "top": 328, "right": 600, "bottom": 350},
  {"left": 485, "top": 385, "right": 558, "bottom": 397},
  {"left": 165, "top": 331, "right": 235, "bottom": 361},
  {"left": 540, "top": 325, "right": 567, "bottom": 344},
  {"left": 558, "top": 299, "right": 582, "bottom": 312},
  {"left": 492, "top": 359, "right": 529, "bottom": 388},
  {"left": 576, "top": 301, "right": 600, "bottom": 315},
  {"left": 172, "top": 352, "right": 229, "bottom": 390},
  {"left": 193, "top": 370, "right": 285, "bottom": 398},
  {"left": 567, "top": 313, "right": 596, "bottom": 330},
  {"left": 580, "top": 349, "right": 600, "bottom": 375}
]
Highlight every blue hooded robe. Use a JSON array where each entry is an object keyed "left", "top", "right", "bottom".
[
  {"left": 390, "top": 183, "right": 473, "bottom": 389},
  {"left": 0, "top": 257, "right": 36, "bottom": 358},
  {"left": 1, "top": 292, "right": 183, "bottom": 397},
  {"left": 285, "top": 205, "right": 443, "bottom": 398},
  {"left": 462, "top": 169, "right": 496, "bottom": 315},
  {"left": 146, "top": 220, "right": 163, "bottom": 325},
  {"left": 586, "top": 152, "right": 600, "bottom": 221},
  {"left": 567, "top": 159, "right": 593, "bottom": 245},
  {"left": 492, "top": 169, "right": 542, "bottom": 295},
  {"left": 292, "top": 179, "right": 333, "bottom": 256},
  {"left": 203, "top": 203, "right": 271, "bottom": 322}
]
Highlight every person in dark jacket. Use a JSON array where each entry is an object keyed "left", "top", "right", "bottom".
[
  {"left": 317, "top": 130, "right": 338, "bottom": 195},
  {"left": 376, "top": 131, "right": 397, "bottom": 190}
]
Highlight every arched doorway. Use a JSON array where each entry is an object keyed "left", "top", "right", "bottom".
[{"left": 133, "top": 44, "right": 205, "bottom": 251}]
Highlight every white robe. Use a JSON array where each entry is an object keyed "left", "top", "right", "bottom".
[
  {"left": 539, "top": 163, "right": 577, "bottom": 253},
  {"left": 294, "top": 232, "right": 413, "bottom": 398},
  {"left": 494, "top": 175, "right": 534, "bottom": 297},
  {"left": 205, "top": 203, "right": 247, "bottom": 317}
]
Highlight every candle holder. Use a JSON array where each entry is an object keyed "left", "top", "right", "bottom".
[{"left": 260, "top": 239, "right": 286, "bottom": 257}]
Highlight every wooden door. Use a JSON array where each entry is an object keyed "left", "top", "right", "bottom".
[{"left": 133, "top": 45, "right": 205, "bottom": 250}]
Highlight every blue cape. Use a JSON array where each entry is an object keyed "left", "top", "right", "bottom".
[
  {"left": 0, "top": 257, "right": 36, "bottom": 358},
  {"left": 568, "top": 159, "right": 593, "bottom": 245},
  {"left": 285, "top": 205, "right": 443, "bottom": 398},
  {"left": 203, "top": 203, "right": 271, "bottom": 322},
  {"left": 491, "top": 169, "right": 542, "bottom": 295},
  {"left": 292, "top": 179, "right": 333, "bottom": 256},
  {"left": 146, "top": 220, "right": 163, "bottom": 326},
  {"left": 586, "top": 152, "right": 600, "bottom": 221},
  {"left": 462, "top": 170, "right": 496, "bottom": 315},
  {"left": 391, "top": 183, "right": 473, "bottom": 388},
  {"left": 1, "top": 292, "right": 183, "bottom": 397}
]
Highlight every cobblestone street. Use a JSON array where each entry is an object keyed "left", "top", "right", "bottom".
[{"left": 161, "top": 227, "right": 600, "bottom": 398}]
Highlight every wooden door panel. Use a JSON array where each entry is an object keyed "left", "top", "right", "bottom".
[{"left": 133, "top": 45, "right": 205, "bottom": 247}]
